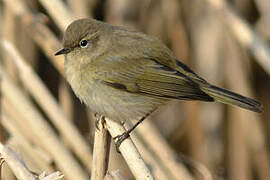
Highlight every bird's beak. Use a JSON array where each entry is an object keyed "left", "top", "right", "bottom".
[{"left": 55, "top": 48, "right": 71, "bottom": 56}]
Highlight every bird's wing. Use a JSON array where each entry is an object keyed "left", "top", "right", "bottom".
[
  {"left": 112, "top": 27, "right": 208, "bottom": 84},
  {"left": 134, "top": 60, "right": 213, "bottom": 101},
  {"left": 91, "top": 54, "right": 213, "bottom": 101}
]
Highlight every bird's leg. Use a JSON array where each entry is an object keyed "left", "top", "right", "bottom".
[
  {"left": 113, "top": 113, "right": 150, "bottom": 152},
  {"left": 94, "top": 113, "right": 105, "bottom": 131},
  {"left": 120, "top": 120, "right": 125, "bottom": 126}
]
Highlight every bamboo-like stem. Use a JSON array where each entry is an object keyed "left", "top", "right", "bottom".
[
  {"left": 1, "top": 112, "right": 53, "bottom": 172},
  {"left": 0, "top": 143, "right": 64, "bottom": 180},
  {"left": 37, "top": 171, "right": 64, "bottom": 180},
  {"left": 67, "top": 0, "right": 90, "bottom": 18},
  {"left": 3, "top": 2, "right": 18, "bottom": 82},
  {"left": 133, "top": 119, "right": 194, "bottom": 180},
  {"left": 92, "top": 117, "right": 111, "bottom": 180},
  {"left": 223, "top": 22, "right": 270, "bottom": 180},
  {"left": 105, "top": 170, "right": 126, "bottom": 180},
  {"left": 58, "top": 81, "right": 74, "bottom": 121},
  {"left": 1, "top": 40, "right": 93, "bottom": 172},
  {"left": 38, "top": 0, "right": 75, "bottom": 32},
  {"left": 254, "top": 150, "right": 270, "bottom": 180},
  {"left": 129, "top": 130, "right": 173, "bottom": 179},
  {"left": 160, "top": 0, "right": 189, "bottom": 62},
  {"left": 189, "top": 12, "right": 225, "bottom": 175},
  {"left": 105, "top": 118, "right": 154, "bottom": 180},
  {"left": 26, "top": 20, "right": 65, "bottom": 77},
  {"left": 185, "top": 101, "right": 208, "bottom": 180},
  {"left": 0, "top": 68, "right": 88, "bottom": 180},
  {"left": 224, "top": 30, "right": 254, "bottom": 180},
  {"left": 3, "top": 0, "right": 65, "bottom": 77},
  {"left": 0, "top": 144, "right": 38, "bottom": 180},
  {"left": 2, "top": 97, "right": 39, "bottom": 145},
  {"left": 206, "top": 0, "right": 270, "bottom": 75}
]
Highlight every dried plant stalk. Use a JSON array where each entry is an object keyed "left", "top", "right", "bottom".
[
  {"left": 134, "top": 119, "right": 194, "bottom": 180},
  {"left": 0, "top": 143, "right": 64, "bottom": 180},
  {"left": 129, "top": 130, "right": 173, "bottom": 179},
  {"left": 206, "top": 0, "right": 270, "bottom": 75},
  {"left": 105, "top": 170, "right": 126, "bottom": 180},
  {"left": 1, "top": 112, "right": 53, "bottom": 173},
  {"left": 0, "top": 143, "right": 38, "bottom": 180},
  {"left": 0, "top": 68, "right": 88, "bottom": 180},
  {"left": 105, "top": 119, "right": 154, "bottom": 180},
  {"left": 38, "top": 0, "right": 75, "bottom": 31},
  {"left": 4, "top": 0, "right": 65, "bottom": 77},
  {"left": 92, "top": 117, "right": 111, "bottom": 180},
  {"left": 1, "top": 40, "right": 92, "bottom": 172}
]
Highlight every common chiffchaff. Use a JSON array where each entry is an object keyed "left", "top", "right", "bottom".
[{"left": 55, "top": 18, "right": 262, "bottom": 147}]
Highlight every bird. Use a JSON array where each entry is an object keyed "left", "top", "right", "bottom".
[{"left": 55, "top": 18, "right": 262, "bottom": 148}]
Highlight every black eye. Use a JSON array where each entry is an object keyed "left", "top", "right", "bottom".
[{"left": 80, "top": 40, "right": 88, "bottom": 48}]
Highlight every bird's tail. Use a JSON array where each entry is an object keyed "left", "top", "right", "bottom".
[{"left": 201, "top": 85, "right": 262, "bottom": 113}]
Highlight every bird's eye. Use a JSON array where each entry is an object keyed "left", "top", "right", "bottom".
[{"left": 80, "top": 40, "right": 88, "bottom": 48}]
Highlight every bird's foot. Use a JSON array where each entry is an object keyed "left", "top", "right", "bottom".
[{"left": 113, "top": 131, "right": 130, "bottom": 153}]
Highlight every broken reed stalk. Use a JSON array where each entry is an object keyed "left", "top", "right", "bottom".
[
  {"left": 0, "top": 144, "right": 37, "bottom": 180},
  {"left": 92, "top": 117, "right": 111, "bottom": 180},
  {"left": 1, "top": 112, "right": 53, "bottom": 173},
  {"left": 0, "top": 143, "right": 64, "bottom": 180}
]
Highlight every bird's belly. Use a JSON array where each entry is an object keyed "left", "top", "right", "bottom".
[
  {"left": 65, "top": 62, "right": 165, "bottom": 122},
  {"left": 74, "top": 80, "right": 164, "bottom": 122}
]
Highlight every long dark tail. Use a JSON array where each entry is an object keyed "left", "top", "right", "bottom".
[{"left": 201, "top": 85, "right": 262, "bottom": 113}]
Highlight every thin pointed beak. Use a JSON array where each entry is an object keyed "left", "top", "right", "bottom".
[{"left": 55, "top": 48, "right": 71, "bottom": 56}]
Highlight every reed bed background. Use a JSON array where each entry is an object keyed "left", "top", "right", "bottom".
[{"left": 0, "top": 0, "right": 269, "bottom": 179}]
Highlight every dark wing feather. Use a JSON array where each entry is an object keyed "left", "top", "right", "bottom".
[
  {"left": 98, "top": 56, "right": 213, "bottom": 102},
  {"left": 135, "top": 64, "right": 214, "bottom": 101}
]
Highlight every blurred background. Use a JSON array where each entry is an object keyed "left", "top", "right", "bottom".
[{"left": 0, "top": 0, "right": 269, "bottom": 179}]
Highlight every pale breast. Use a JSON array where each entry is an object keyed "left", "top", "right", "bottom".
[{"left": 64, "top": 56, "right": 94, "bottom": 103}]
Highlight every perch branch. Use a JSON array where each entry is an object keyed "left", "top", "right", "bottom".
[
  {"left": 132, "top": 120, "right": 194, "bottom": 180},
  {"left": 105, "top": 118, "right": 154, "bottom": 180},
  {"left": 92, "top": 117, "right": 111, "bottom": 180}
]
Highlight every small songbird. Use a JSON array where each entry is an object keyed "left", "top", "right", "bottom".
[{"left": 55, "top": 18, "right": 262, "bottom": 148}]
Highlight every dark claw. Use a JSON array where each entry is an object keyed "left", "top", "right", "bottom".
[
  {"left": 113, "top": 132, "right": 130, "bottom": 153},
  {"left": 112, "top": 114, "right": 151, "bottom": 153}
]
